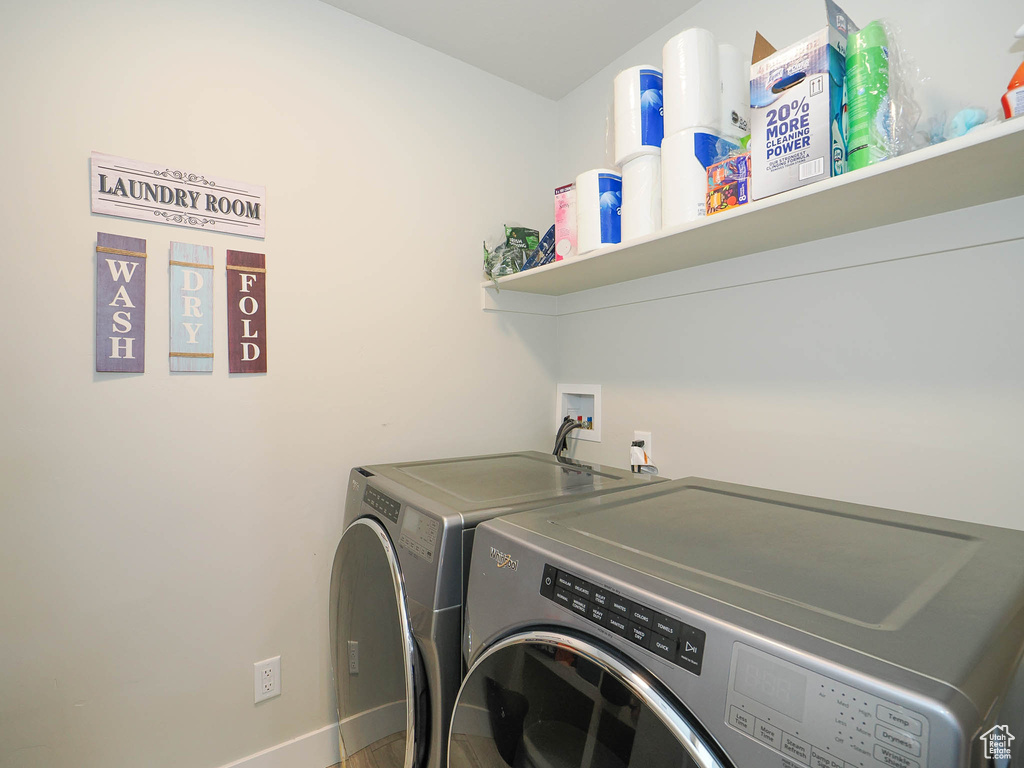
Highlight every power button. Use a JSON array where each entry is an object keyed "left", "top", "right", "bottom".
[{"left": 540, "top": 564, "right": 558, "bottom": 599}]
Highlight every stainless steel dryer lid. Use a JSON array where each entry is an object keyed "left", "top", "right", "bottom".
[
  {"left": 361, "top": 451, "right": 658, "bottom": 518},
  {"left": 497, "top": 477, "right": 1024, "bottom": 694}
]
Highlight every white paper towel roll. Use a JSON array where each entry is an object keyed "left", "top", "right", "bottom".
[
  {"left": 576, "top": 169, "right": 622, "bottom": 254},
  {"left": 621, "top": 154, "right": 662, "bottom": 241},
  {"left": 718, "top": 43, "right": 750, "bottom": 140},
  {"left": 662, "top": 28, "right": 720, "bottom": 135},
  {"left": 614, "top": 65, "right": 664, "bottom": 166},
  {"left": 662, "top": 129, "right": 739, "bottom": 228}
]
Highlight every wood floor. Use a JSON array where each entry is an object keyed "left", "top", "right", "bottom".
[
  {"left": 448, "top": 733, "right": 509, "bottom": 768},
  {"left": 328, "top": 732, "right": 405, "bottom": 768},
  {"left": 328, "top": 733, "right": 508, "bottom": 768}
]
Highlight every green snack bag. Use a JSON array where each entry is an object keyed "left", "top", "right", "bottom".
[{"left": 505, "top": 226, "right": 539, "bottom": 253}]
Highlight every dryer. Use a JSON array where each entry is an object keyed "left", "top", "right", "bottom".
[
  {"left": 328, "top": 452, "right": 661, "bottom": 768},
  {"left": 451, "top": 477, "right": 1024, "bottom": 768}
]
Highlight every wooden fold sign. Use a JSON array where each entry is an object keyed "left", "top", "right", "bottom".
[
  {"left": 96, "top": 232, "right": 146, "bottom": 372},
  {"left": 169, "top": 242, "right": 214, "bottom": 372},
  {"left": 226, "top": 250, "right": 267, "bottom": 373}
]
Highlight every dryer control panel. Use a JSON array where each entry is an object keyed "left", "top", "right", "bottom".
[
  {"left": 725, "top": 643, "right": 930, "bottom": 768},
  {"left": 362, "top": 485, "right": 401, "bottom": 523},
  {"left": 539, "top": 563, "right": 706, "bottom": 676},
  {"left": 398, "top": 506, "right": 439, "bottom": 563}
]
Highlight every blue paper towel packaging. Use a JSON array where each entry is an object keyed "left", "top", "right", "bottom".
[
  {"left": 750, "top": 0, "right": 857, "bottom": 200},
  {"left": 614, "top": 66, "right": 665, "bottom": 166},
  {"left": 576, "top": 169, "right": 622, "bottom": 254}
]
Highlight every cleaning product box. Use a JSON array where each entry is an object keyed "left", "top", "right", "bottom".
[
  {"left": 706, "top": 152, "right": 749, "bottom": 215},
  {"left": 750, "top": 0, "right": 856, "bottom": 200},
  {"left": 554, "top": 183, "right": 577, "bottom": 260}
]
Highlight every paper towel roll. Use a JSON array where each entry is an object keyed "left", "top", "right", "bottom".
[
  {"left": 621, "top": 154, "right": 662, "bottom": 241},
  {"left": 718, "top": 43, "right": 750, "bottom": 140},
  {"left": 663, "top": 28, "right": 720, "bottom": 135},
  {"left": 662, "top": 129, "right": 739, "bottom": 228},
  {"left": 576, "top": 169, "right": 622, "bottom": 254},
  {"left": 614, "top": 65, "right": 664, "bottom": 166}
]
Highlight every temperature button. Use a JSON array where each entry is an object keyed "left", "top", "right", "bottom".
[{"left": 877, "top": 705, "right": 923, "bottom": 737}]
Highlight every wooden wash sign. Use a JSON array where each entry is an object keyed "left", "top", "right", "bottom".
[
  {"left": 95, "top": 233, "right": 146, "bottom": 372},
  {"left": 226, "top": 251, "right": 267, "bottom": 373},
  {"left": 169, "top": 242, "right": 214, "bottom": 371}
]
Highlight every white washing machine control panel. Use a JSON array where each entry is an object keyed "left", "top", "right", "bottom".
[{"left": 725, "top": 643, "right": 929, "bottom": 768}]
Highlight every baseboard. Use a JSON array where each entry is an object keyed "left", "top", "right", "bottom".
[
  {"left": 338, "top": 700, "right": 406, "bottom": 756},
  {"left": 214, "top": 700, "right": 409, "bottom": 768},
  {"left": 215, "top": 723, "right": 340, "bottom": 768}
]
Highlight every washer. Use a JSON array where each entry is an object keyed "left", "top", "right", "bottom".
[
  {"left": 329, "top": 451, "right": 661, "bottom": 768},
  {"left": 451, "top": 477, "right": 1024, "bottom": 768}
]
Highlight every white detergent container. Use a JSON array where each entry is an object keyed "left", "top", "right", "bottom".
[{"left": 575, "top": 169, "right": 622, "bottom": 254}]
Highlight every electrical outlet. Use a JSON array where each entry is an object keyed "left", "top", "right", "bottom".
[
  {"left": 633, "top": 431, "right": 653, "bottom": 464},
  {"left": 348, "top": 641, "right": 359, "bottom": 674},
  {"left": 254, "top": 655, "right": 281, "bottom": 703}
]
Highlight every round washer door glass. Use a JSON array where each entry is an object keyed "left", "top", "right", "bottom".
[
  {"left": 330, "top": 518, "right": 418, "bottom": 768},
  {"left": 449, "top": 632, "right": 726, "bottom": 768}
]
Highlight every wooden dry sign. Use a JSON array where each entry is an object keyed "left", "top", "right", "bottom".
[
  {"left": 226, "top": 250, "right": 267, "bottom": 373},
  {"left": 169, "top": 242, "right": 214, "bottom": 372},
  {"left": 95, "top": 233, "right": 147, "bottom": 373}
]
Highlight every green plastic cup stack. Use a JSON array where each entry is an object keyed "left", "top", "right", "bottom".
[{"left": 846, "top": 21, "right": 891, "bottom": 171}]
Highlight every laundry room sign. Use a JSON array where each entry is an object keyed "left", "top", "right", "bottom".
[{"left": 90, "top": 152, "right": 266, "bottom": 238}]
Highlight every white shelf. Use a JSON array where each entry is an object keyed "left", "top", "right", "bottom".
[{"left": 483, "top": 119, "right": 1024, "bottom": 298}]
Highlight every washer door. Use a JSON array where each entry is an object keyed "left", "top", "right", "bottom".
[
  {"left": 330, "top": 518, "right": 424, "bottom": 768},
  {"left": 448, "top": 631, "right": 728, "bottom": 768}
]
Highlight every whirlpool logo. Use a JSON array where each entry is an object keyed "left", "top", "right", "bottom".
[{"left": 489, "top": 547, "right": 518, "bottom": 571}]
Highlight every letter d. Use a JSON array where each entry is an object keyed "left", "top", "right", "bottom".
[{"left": 182, "top": 269, "right": 204, "bottom": 291}]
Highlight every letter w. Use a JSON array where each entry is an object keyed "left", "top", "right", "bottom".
[{"left": 106, "top": 259, "right": 139, "bottom": 282}]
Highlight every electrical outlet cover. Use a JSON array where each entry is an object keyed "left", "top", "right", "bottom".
[
  {"left": 254, "top": 656, "right": 281, "bottom": 703},
  {"left": 633, "top": 430, "right": 653, "bottom": 464}
]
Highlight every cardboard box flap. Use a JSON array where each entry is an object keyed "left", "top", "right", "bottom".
[
  {"left": 751, "top": 31, "right": 776, "bottom": 66},
  {"left": 751, "top": 1, "right": 856, "bottom": 64}
]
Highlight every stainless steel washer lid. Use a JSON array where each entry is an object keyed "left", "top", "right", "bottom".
[
  {"left": 362, "top": 452, "right": 661, "bottom": 521},
  {"left": 496, "top": 477, "right": 1024, "bottom": 707}
]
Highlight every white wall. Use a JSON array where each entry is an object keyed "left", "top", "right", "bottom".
[
  {"left": 554, "top": 0, "right": 1024, "bottom": 528},
  {"left": 0, "top": 1, "right": 558, "bottom": 767}
]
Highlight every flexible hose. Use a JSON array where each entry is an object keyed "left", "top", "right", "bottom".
[{"left": 552, "top": 416, "right": 584, "bottom": 456}]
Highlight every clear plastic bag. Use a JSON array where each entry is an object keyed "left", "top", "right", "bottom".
[
  {"left": 483, "top": 226, "right": 539, "bottom": 282},
  {"left": 845, "top": 19, "right": 921, "bottom": 169}
]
